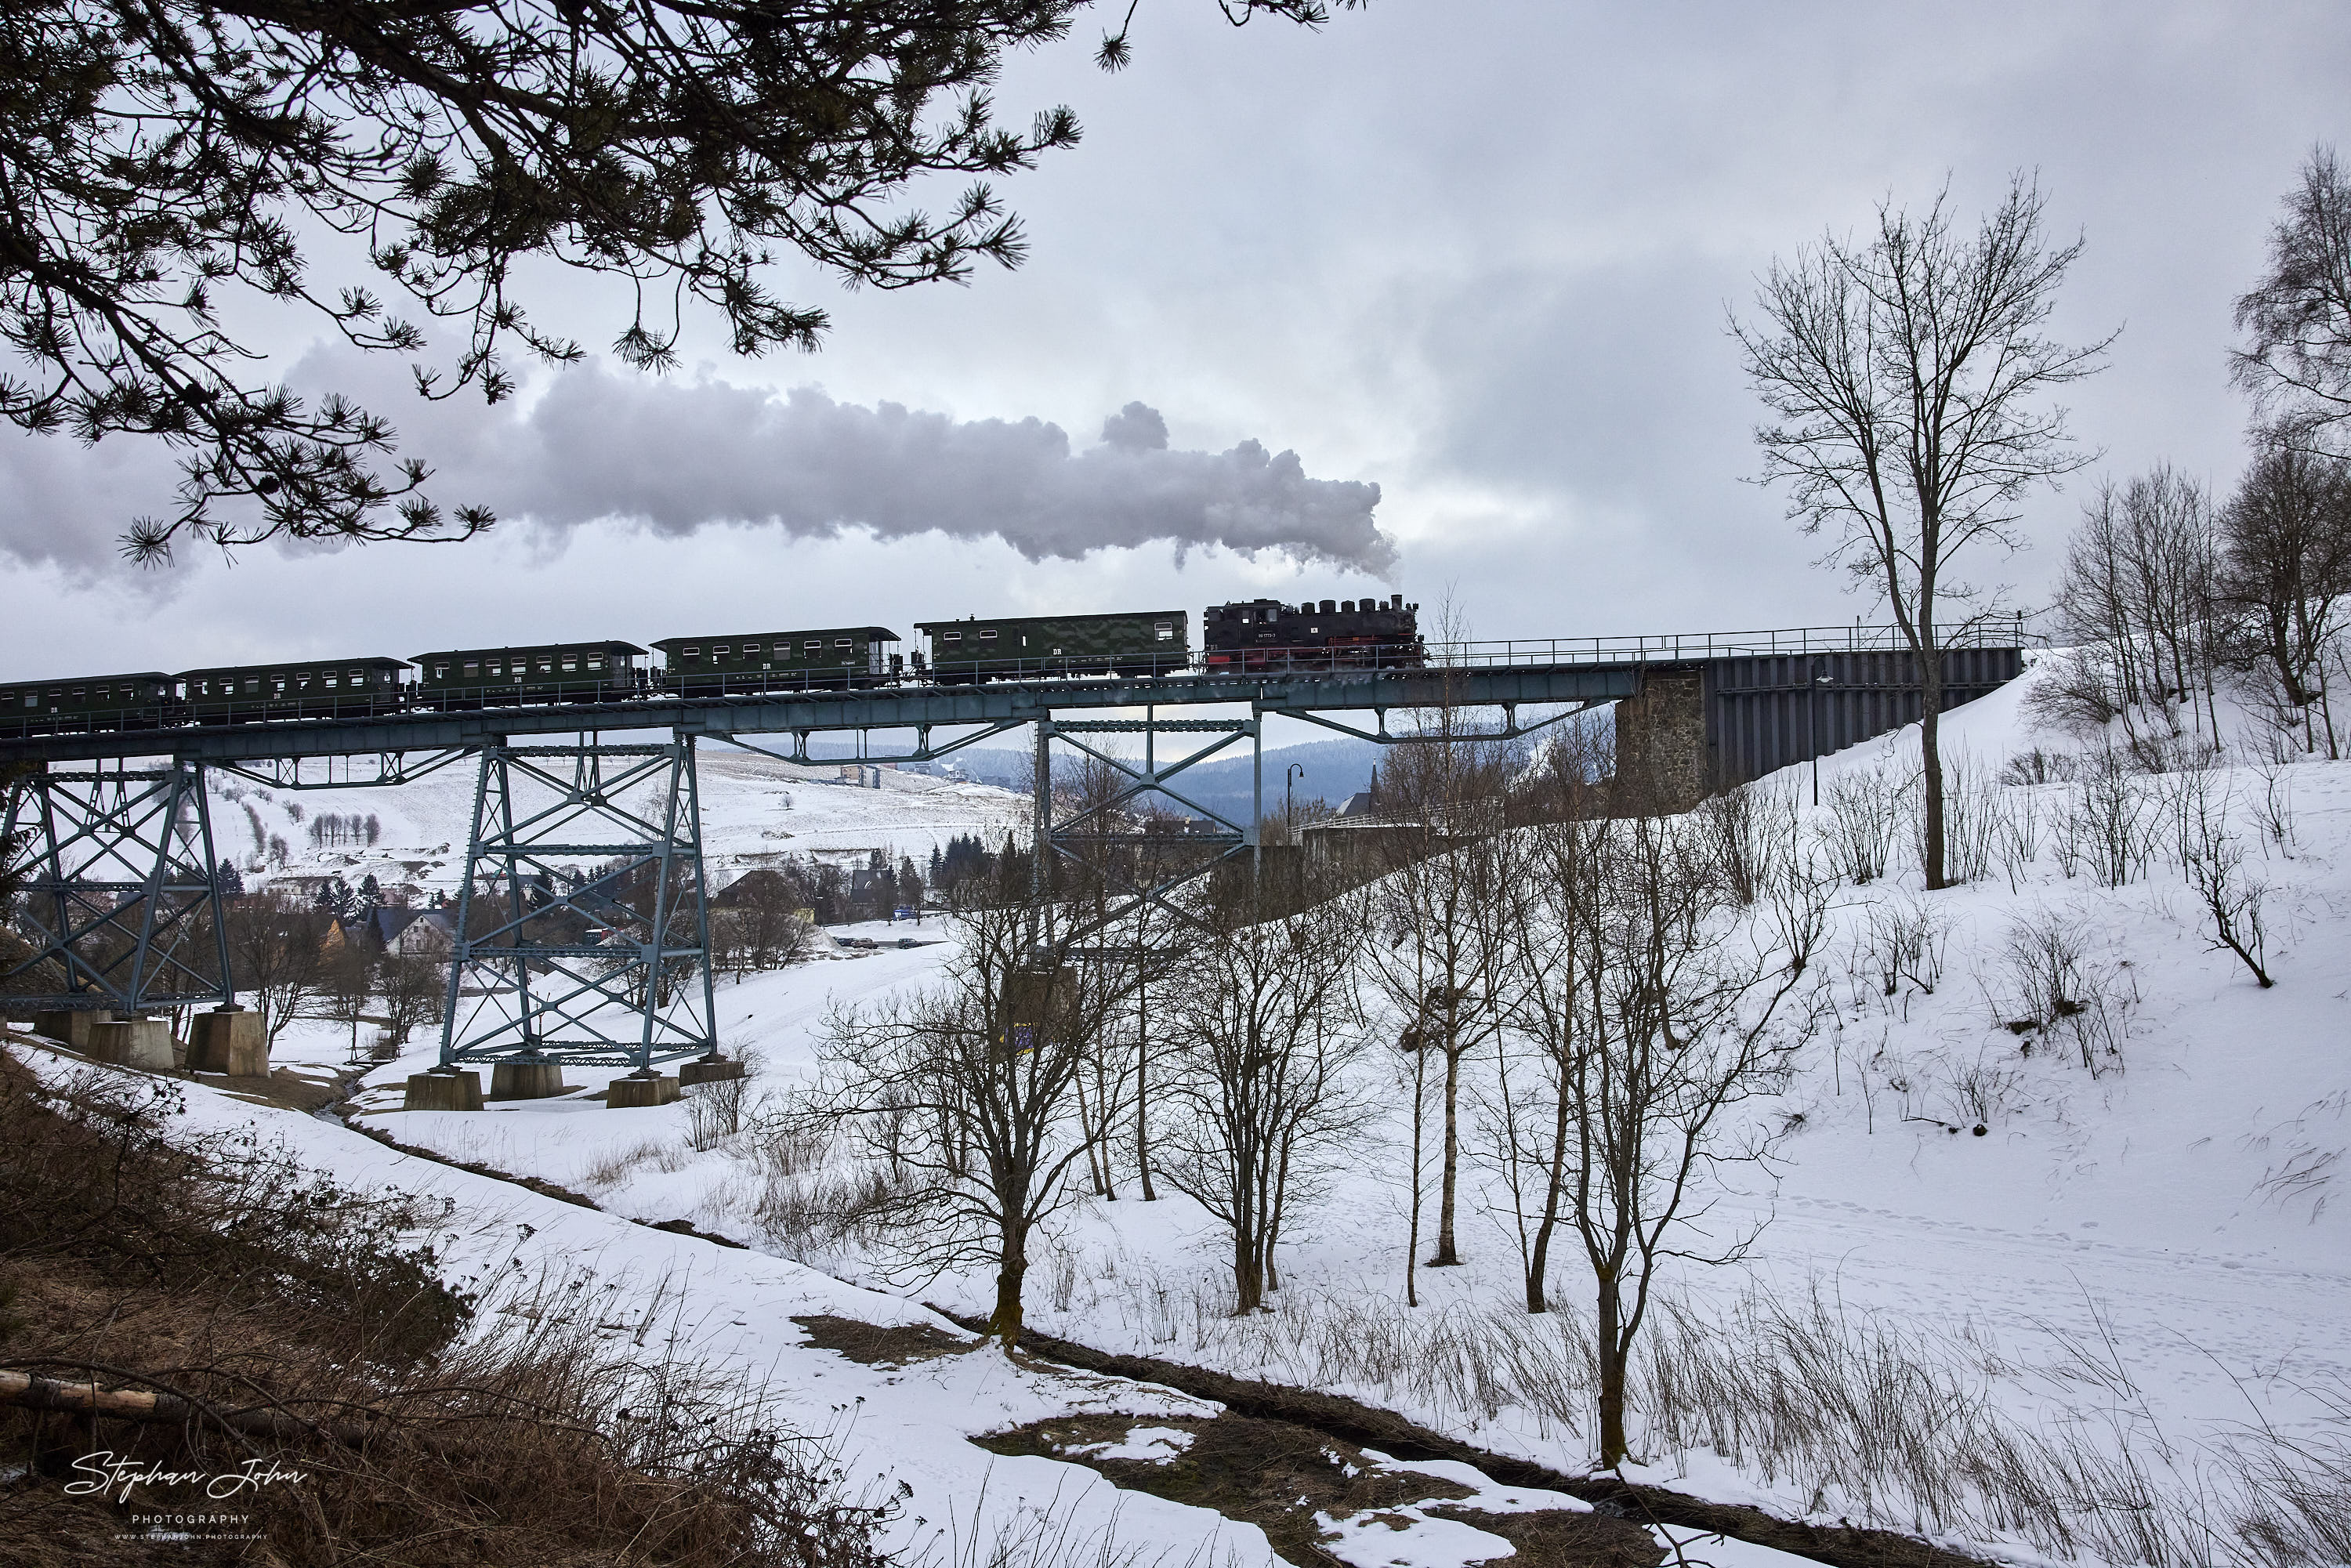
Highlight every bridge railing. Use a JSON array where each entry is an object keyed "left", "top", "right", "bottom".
[{"left": 1425, "top": 615, "right": 2041, "bottom": 670}]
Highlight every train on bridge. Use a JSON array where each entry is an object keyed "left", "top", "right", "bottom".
[{"left": 0, "top": 593, "right": 1425, "bottom": 738}]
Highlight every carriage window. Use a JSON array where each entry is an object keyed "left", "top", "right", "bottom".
[
  {"left": 433, "top": 666, "right": 448, "bottom": 680},
  {"left": 324, "top": 675, "right": 339, "bottom": 688},
  {"left": 464, "top": 662, "right": 480, "bottom": 676},
  {"left": 834, "top": 638, "right": 852, "bottom": 649},
  {"left": 712, "top": 646, "right": 728, "bottom": 659},
  {"left": 976, "top": 630, "right": 997, "bottom": 642},
  {"left": 741, "top": 643, "right": 759, "bottom": 657},
  {"left": 681, "top": 646, "right": 698, "bottom": 657},
  {"left": 1155, "top": 623, "right": 1174, "bottom": 640},
  {"left": 246, "top": 678, "right": 260, "bottom": 693},
  {"left": 805, "top": 639, "right": 821, "bottom": 650},
  {"left": 562, "top": 655, "right": 578, "bottom": 671},
  {"left": 22, "top": 694, "right": 34, "bottom": 708},
  {"left": 538, "top": 657, "right": 552, "bottom": 672},
  {"left": 585, "top": 654, "right": 604, "bottom": 668},
  {"left": 72, "top": 689, "right": 85, "bottom": 701},
  {"left": 941, "top": 632, "right": 962, "bottom": 643}
]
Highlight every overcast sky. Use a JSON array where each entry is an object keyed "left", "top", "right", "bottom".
[{"left": 5, "top": 0, "right": 2348, "bottom": 682}]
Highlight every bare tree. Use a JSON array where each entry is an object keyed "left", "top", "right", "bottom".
[
  {"left": 737, "top": 877, "right": 817, "bottom": 972},
  {"left": 1363, "top": 808, "right": 1520, "bottom": 1269},
  {"left": 2234, "top": 146, "right": 2351, "bottom": 445},
  {"left": 377, "top": 940, "right": 448, "bottom": 1048},
  {"left": 1156, "top": 890, "right": 1371, "bottom": 1313},
  {"left": 1562, "top": 810, "right": 1823, "bottom": 1468},
  {"left": 1486, "top": 812, "right": 1611, "bottom": 1316},
  {"left": 1735, "top": 175, "right": 2111, "bottom": 886},
  {"left": 2042, "top": 467, "right": 2224, "bottom": 747},
  {"left": 223, "top": 889, "right": 331, "bottom": 1045},
  {"left": 799, "top": 896, "right": 1133, "bottom": 1349},
  {"left": 317, "top": 938, "right": 376, "bottom": 1061},
  {"left": 2219, "top": 438, "right": 2351, "bottom": 757}
]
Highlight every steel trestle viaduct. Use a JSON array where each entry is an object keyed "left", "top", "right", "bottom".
[{"left": 1, "top": 625, "right": 2026, "bottom": 1096}]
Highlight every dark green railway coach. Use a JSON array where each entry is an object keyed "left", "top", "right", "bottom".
[
  {"left": 914, "top": 610, "right": 1188, "bottom": 683},
  {"left": 180, "top": 658, "right": 408, "bottom": 721},
  {"left": 412, "top": 641, "right": 646, "bottom": 706},
  {"left": 651, "top": 628, "right": 899, "bottom": 694},
  {"left": 0, "top": 672, "right": 176, "bottom": 734}
]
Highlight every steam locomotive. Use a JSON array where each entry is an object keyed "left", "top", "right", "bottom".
[{"left": 1, "top": 595, "right": 1423, "bottom": 738}]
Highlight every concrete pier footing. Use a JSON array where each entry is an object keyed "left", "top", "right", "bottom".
[
  {"left": 607, "top": 1074, "right": 681, "bottom": 1109},
  {"left": 489, "top": 1062, "right": 567, "bottom": 1099},
  {"left": 190, "top": 1007, "right": 268, "bottom": 1077},
  {"left": 89, "top": 1017, "right": 176, "bottom": 1072},
  {"left": 678, "top": 1058, "right": 745, "bottom": 1088},
  {"left": 403, "top": 1070, "right": 484, "bottom": 1112},
  {"left": 33, "top": 1010, "right": 114, "bottom": 1052}
]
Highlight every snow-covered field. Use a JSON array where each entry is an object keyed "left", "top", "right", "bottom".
[
  {"left": 19, "top": 653, "right": 2351, "bottom": 1567},
  {"left": 208, "top": 743, "right": 1032, "bottom": 902}
]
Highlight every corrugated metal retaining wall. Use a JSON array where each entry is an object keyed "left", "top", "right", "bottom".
[{"left": 1705, "top": 646, "right": 2025, "bottom": 788}]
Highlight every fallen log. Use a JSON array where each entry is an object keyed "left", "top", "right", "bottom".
[{"left": 3, "top": 1366, "right": 382, "bottom": 1451}]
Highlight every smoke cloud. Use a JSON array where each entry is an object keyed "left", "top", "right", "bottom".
[
  {"left": 0, "top": 358, "right": 1393, "bottom": 575},
  {"left": 445, "top": 367, "right": 1393, "bottom": 571}
]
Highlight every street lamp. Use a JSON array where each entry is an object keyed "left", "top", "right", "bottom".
[{"left": 1285, "top": 762, "right": 1306, "bottom": 837}]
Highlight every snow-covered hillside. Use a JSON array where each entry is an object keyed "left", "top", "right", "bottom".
[
  {"left": 208, "top": 744, "right": 1031, "bottom": 900},
  {"left": 343, "top": 650, "right": 2351, "bottom": 1567},
  {"left": 20, "top": 650, "right": 2348, "bottom": 1568}
]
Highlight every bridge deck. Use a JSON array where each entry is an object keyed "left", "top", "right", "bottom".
[{"left": 0, "top": 664, "right": 1643, "bottom": 765}]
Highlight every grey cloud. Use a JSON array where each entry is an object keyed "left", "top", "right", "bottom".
[{"left": 0, "top": 425, "right": 190, "bottom": 579}]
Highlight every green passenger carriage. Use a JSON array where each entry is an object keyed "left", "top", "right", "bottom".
[
  {"left": 650, "top": 628, "right": 899, "bottom": 694},
  {"left": 180, "top": 658, "right": 409, "bottom": 722},
  {"left": 411, "top": 641, "right": 645, "bottom": 707},
  {"left": 914, "top": 610, "right": 1188, "bottom": 683},
  {"left": 0, "top": 672, "right": 176, "bottom": 733}
]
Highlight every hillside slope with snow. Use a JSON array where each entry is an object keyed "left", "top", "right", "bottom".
[
  {"left": 342, "top": 650, "right": 2351, "bottom": 1566},
  {"left": 208, "top": 744, "right": 1031, "bottom": 901},
  {"left": 34, "top": 652, "right": 2343, "bottom": 1568}
]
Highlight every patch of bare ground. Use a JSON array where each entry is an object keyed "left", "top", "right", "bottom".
[
  {"left": 936, "top": 1312, "right": 1992, "bottom": 1568},
  {"left": 197, "top": 1063, "right": 349, "bottom": 1114},
  {"left": 791, "top": 1313, "right": 974, "bottom": 1367},
  {"left": 1423, "top": 1502, "right": 1667, "bottom": 1568},
  {"left": 980, "top": 1410, "right": 1651, "bottom": 1568}
]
